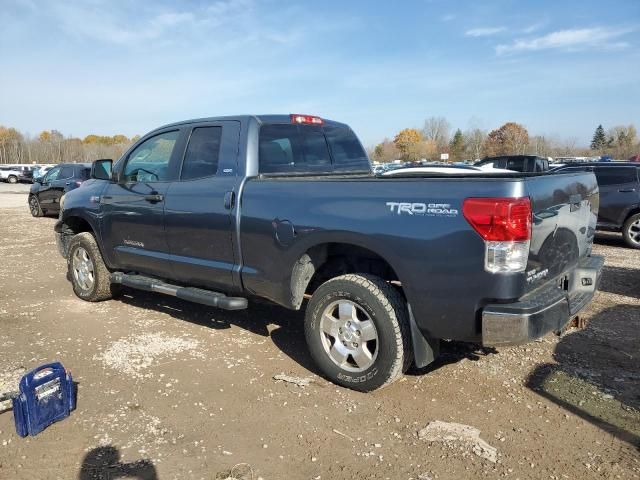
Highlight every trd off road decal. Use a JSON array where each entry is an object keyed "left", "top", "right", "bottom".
[{"left": 386, "top": 202, "right": 458, "bottom": 217}]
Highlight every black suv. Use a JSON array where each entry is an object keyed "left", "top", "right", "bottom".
[
  {"left": 552, "top": 162, "right": 640, "bottom": 248},
  {"left": 475, "top": 155, "right": 550, "bottom": 172},
  {"left": 29, "top": 163, "right": 91, "bottom": 217}
]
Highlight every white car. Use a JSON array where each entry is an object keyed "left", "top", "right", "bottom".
[
  {"left": 382, "top": 165, "right": 516, "bottom": 176},
  {"left": 0, "top": 166, "right": 22, "bottom": 183}
]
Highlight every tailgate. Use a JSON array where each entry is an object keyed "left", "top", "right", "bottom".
[{"left": 525, "top": 171, "right": 599, "bottom": 292}]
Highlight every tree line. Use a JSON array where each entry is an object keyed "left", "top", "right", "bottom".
[
  {"left": 370, "top": 117, "right": 639, "bottom": 163},
  {"left": 0, "top": 126, "right": 140, "bottom": 165},
  {"left": 1, "top": 120, "right": 637, "bottom": 166}
]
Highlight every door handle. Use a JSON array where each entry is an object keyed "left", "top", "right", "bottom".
[
  {"left": 224, "top": 191, "right": 235, "bottom": 210},
  {"left": 144, "top": 193, "right": 164, "bottom": 203},
  {"left": 618, "top": 188, "right": 636, "bottom": 193}
]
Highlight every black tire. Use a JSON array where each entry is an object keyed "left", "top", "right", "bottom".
[
  {"left": 304, "top": 273, "right": 413, "bottom": 392},
  {"left": 67, "top": 232, "right": 117, "bottom": 301},
  {"left": 28, "top": 195, "right": 43, "bottom": 217},
  {"left": 7, "top": 175, "right": 18, "bottom": 184},
  {"left": 622, "top": 213, "right": 640, "bottom": 249}
]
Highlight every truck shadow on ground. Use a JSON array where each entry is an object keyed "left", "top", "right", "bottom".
[
  {"left": 594, "top": 231, "right": 626, "bottom": 248},
  {"left": 599, "top": 265, "right": 640, "bottom": 299},
  {"left": 116, "top": 290, "right": 501, "bottom": 379},
  {"left": 116, "top": 289, "right": 320, "bottom": 374},
  {"left": 78, "top": 445, "right": 157, "bottom": 479},
  {"left": 526, "top": 304, "right": 640, "bottom": 451}
]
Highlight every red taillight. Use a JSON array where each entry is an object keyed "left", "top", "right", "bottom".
[
  {"left": 290, "top": 114, "right": 323, "bottom": 125},
  {"left": 463, "top": 197, "right": 532, "bottom": 242},
  {"left": 75, "top": 181, "right": 83, "bottom": 187}
]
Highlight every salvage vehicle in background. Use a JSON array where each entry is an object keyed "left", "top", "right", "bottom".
[
  {"left": 552, "top": 161, "right": 640, "bottom": 248},
  {"left": 0, "top": 166, "right": 22, "bottom": 184},
  {"left": 475, "top": 155, "right": 550, "bottom": 173},
  {"left": 55, "top": 114, "right": 603, "bottom": 391},
  {"left": 33, "top": 165, "right": 55, "bottom": 182},
  {"left": 28, "top": 163, "right": 91, "bottom": 217}
]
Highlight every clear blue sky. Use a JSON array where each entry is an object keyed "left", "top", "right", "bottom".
[{"left": 1, "top": 0, "right": 638, "bottom": 147}]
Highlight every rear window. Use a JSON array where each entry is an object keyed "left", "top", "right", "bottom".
[
  {"left": 594, "top": 167, "right": 637, "bottom": 186},
  {"left": 181, "top": 126, "right": 222, "bottom": 180},
  {"left": 259, "top": 124, "right": 369, "bottom": 174},
  {"left": 80, "top": 167, "right": 91, "bottom": 180}
]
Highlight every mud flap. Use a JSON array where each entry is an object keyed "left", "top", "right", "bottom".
[{"left": 408, "top": 305, "right": 440, "bottom": 368}]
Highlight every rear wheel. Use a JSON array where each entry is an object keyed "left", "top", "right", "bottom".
[
  {"left": 28, "top": 195, "right": 43, "bottom": 217},
  {"left": 304, "top": 274, "right": 412, "bottom": 392},
  {"left": 622, "top": 213, "right": 640, "bottom": 249},
  {"left": 67, "top": 232, "right": 117, "bottom": 301}
]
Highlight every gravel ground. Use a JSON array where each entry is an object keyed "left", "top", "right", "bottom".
[{"left": 0, "top": 187, "right": 638, "bottom": 479}]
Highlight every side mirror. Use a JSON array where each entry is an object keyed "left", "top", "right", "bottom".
[{"left": 91, "top": 159, "right": 113, "bottom": 180}]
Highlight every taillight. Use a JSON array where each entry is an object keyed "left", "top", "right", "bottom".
[
  {"left": 290, "top": 114, "right": 323, "bottom": 125},
  {"left": 75, "top": 181, "right": 83, "bottom": 187},
  {"left": 463, "top": 197, "right": 532, "bottom": 273}
]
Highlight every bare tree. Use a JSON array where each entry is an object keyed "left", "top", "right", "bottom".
[
  {"left": 464, "top": 127, "right": 486, "bottom": 160},
  {"left": 421, "top": 116, "right": 451, "bottom": 151}
]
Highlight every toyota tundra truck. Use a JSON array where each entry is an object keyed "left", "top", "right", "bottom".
[{"left": 54, "top": 114, "right": 604, "bottom": 391}]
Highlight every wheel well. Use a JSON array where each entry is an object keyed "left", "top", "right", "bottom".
[
  {"left": 626, "top": 207, "right": 640, "bottom": 222},
  {"left": 60, "top": 216, "right": 94, "bottom": 236},
  {"left": 290, "top": 243, "right": 400, "bottom": 309}
]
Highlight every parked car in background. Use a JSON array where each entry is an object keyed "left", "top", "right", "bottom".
[
  {"left": 14, "top": 165, "right": 35, "bottom": 183},
  {"left": 33, "top": 165, "right": 55, "bottom": 182},
  {"left": 382, "top": 165, "right": 515, "bottom": 176},
  {"left": 0, "top": 166, "right": 22, "bottom": 183},
  {"left": 475, "top": 155, "right": 550, "bottom": 173},
  {"left": 629, "top": 154, "right": 640, "bottom": 162},
  {"left": 552, "top": 162, "right": 640, "bottom": 249},
  {"left": 28, "top": 163, "right": 91, "bottom": 217}
]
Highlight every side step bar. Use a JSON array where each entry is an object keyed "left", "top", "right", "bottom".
[{"left": 111, "top": 272, "right": 248, "bottom": 310}]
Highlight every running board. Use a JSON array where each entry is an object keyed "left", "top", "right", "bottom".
[{"left": 110, "top": 272, "right": 248, "bottom": 310}]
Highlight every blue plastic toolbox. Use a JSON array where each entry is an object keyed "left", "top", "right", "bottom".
[{"left": 11, "top": 362, "right": 76, "bottom": 437}]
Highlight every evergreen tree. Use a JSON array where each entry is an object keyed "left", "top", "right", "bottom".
[
  {"left": 449, "top": 129, "right": 465, "bottom": 162},
  {"left": 590, "top": 124, "right": 606, "bottom": 151}
]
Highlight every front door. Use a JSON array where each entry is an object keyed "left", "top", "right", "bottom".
[
  {"left": 595, "top": 166, "right": 640, "bottom": 227},
  {"left": 100, "top": 129, "right": 183, "bottom": 278},
  {"left": 164, "top": 121, "right": 241, "bottom": 292},
  {"left": 39, "top": 165, "right": 73, "bottom": 211}
]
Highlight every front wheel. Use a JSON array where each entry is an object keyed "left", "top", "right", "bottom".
[
  {"left": 304, "top": 274, "right": 413, "bottom": 392},
  {"left": 28, "top": 195, "right": 43, "bottom": 217},
  {"left": 7, "top": 175, "right": 18, "bottom": 184},
  {"left": 67, "top": 232, "right": 118, "bottom": 301},
  {"left": 622, "top": 213, "right": 640, "bottom": 249}
]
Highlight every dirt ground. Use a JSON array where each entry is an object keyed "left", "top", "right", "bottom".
[{"left": 0, "top": 184, "right": 638, "bottom": 480}]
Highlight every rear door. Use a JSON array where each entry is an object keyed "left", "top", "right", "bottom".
[
  {"left": 593, "top": 166, "right": 639, "bottom": 227},
  {"left": 100, "top": 129, "right": 184, "bottom": 277},
  {"left": 163, "top": 121, "right": 241, "bottom": 292}
]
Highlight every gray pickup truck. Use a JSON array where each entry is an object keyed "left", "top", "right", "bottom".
[{"left": 55, "top": 114, "right": 604, "bottom": 391}]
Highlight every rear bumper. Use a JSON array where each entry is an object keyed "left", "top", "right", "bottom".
[{"left": 481, "top": 255, "right": 604, "bottom": 346}]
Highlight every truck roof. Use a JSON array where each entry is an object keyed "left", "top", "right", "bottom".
[{"left": 153, "top": 115, "right": 350, "bottom": 133}]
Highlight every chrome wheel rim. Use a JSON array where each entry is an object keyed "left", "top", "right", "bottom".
[
  {"left": 319, "top": 300, "right": 378, "bottom": 372},
  {"left": 29, "top": 196, "right": 39, "bottom": 216},
  {"left": 628, "top": 219, "right": 640, "bottom": 245},
  {"left": 72, "top": 247, "right": 95, "bottom": 291}
]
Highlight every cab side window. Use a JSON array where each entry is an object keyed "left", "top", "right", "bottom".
[
  {"left": 181, "top": 127, "right": 222, "bottom": 180},
  {"left": 123, "top": 131, "right": 179, "bottom": 182}
]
